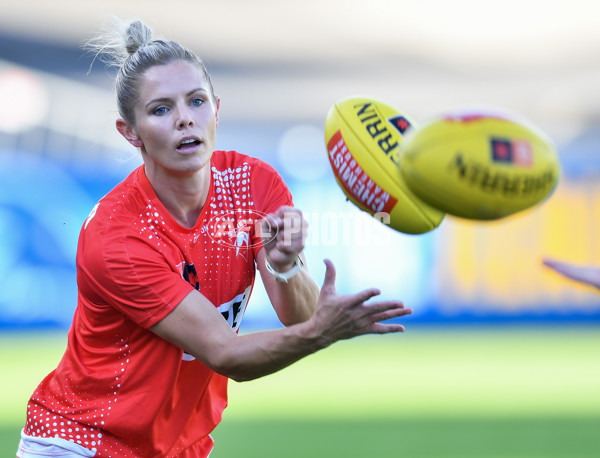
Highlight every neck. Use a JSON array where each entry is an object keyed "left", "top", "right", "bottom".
[{"left": 145, "top": 165, "right": 211, "bottom": 228}]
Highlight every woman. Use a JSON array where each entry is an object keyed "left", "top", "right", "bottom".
[{"left": 17, "top": 19, "right": 412, "bottom": 458}]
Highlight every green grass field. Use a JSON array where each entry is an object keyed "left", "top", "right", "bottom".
[{"left": 2, "top": 326, "right": 599, "bottom": 457}]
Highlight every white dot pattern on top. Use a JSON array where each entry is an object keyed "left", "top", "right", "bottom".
[
  {"left": 200, "top": 163, "right": 257, "bottom": 295},
  {"left": 136, "top": 205, "right": 169, "bottom": 251},
  {"left": 210, "top": 164, "right": 254, "bottom": 210},
  {"left": 25, "top": 338, "right": 132, "bottom": 455}
]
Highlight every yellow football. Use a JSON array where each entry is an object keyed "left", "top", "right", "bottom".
[
  {"left": 324, "top": 96, "right": 445, "bottom": 234},
  {"left": 400, "top": 109, "right": 560, "bottom": 220}
]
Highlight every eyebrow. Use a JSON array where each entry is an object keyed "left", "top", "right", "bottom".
[{"left": 145, "top": 88, "right": 209, "bottom": 110}]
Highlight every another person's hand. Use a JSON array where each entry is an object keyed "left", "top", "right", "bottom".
[{"left": 542, "top": 258, "right": 600, "bottom": 289}]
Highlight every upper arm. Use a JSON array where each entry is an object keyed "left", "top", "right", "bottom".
[{"left": 150, "top": 289, "right": 238, "bottom": 372}]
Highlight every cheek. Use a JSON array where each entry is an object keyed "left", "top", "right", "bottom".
[
  {"left": 139, "top": 124, "right": 169, "bottom": 146},
  {"left": 204, "top": 115, "right": 219, "bottom": 134}
]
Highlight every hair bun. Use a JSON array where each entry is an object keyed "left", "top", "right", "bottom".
[
  {"left": 85, "top": 16, "right": 215, "bottom": 124},
  {"left": 125, "top": 20, "right": 153, "bottom": 55}
]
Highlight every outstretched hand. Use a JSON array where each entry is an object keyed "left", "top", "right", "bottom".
[
  {"left": 542, "top": 258, "right": 600, "bottom": 289},
  {"left": 309, "top": 259, "right": 412, "bottom": 346}
]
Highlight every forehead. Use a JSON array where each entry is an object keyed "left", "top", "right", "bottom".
[{"left": 138, "top": 60, "right": 210, "bottom": 100}]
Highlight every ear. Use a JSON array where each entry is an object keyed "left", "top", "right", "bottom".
[
  {"left": 116, "top": 119, "right": 143, "bottom": 148},
  {"left": 215, "top": 97, "right": 221, "bottom": 127}
]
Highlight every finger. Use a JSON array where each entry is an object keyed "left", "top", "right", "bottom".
[
  {"left": 364, "top": 300, "right": 408, "bottom": 314},
  {"left": 347, "top": 287, "right": 382, "bottom": 306},
  {"left": 268, "top": 207, "right": 300, "bottom": 234},
  {"left": 275, "top": 205, "right": 298, "bottom": 219},
  {"left": 280, "top": 211, "right": 307, "bottom": 247},
  {"left": 276, "top": 228, "right": 305, "bottom": 244},
  {"left": 260, "top": 214, "right": 279, "bottom": 241},
  {"left": 368, "top": 323, "right": 407, "bottom": 334},
  {"left": 366, "top": 306, "right": 413, "bottom": 324},
  {"left": 541, "top": 258, "right": 561, "bottom": 269},
  {"left": 542, "top": 259, "right": 580, "bottom": 277},
  {"left": 260, "top": 215, "right": 277, "bottom": 237}
]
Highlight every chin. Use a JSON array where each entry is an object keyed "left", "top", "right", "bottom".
[
  {"left": 195, "top": 150, "right": 213, "bottom": 168},
  {"left": 181, "top": 152, "right": 212, "bottom": 173}
]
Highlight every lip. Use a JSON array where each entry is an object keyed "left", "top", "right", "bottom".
[{"left": 176, "top": 135, "right": 202, "bottom": 154}]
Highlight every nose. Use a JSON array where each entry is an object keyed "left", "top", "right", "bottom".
[{"left": 176, "top": 105, "right": 194, "bottom": 129}]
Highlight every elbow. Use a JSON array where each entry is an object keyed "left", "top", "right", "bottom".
[
  {"left": 275, "top": 300, "right": 316, "bottom": 327},
  {"left": 203, "top": 347, "right": 259, "bottom": 383},
  {"left": 211, "top": 362, "right": 257, "bottom": 383},
  {"left": 279, "top": 315, "right": 307, "bottom": 327},
  {"left": 278, "top": 308, "right": 315, "bottom": 327},
  {"left": 228, "top": 373, "right": 255, "bottom": 383}
]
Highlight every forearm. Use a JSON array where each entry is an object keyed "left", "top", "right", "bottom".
[
  {"left": 152, "top": 260, "right": 412, "bottom": 385},
  {"left": 257, "top": 207, "right": 320, "bottom": 324},
  {"left": 152, "top": 290, "right": 328, "bottom": 383},
  {"left": 216, "top": 319, "right": 327, "bottom": 382},
  {"left": 261, "top": 264, "right": 320, "bottom": 326}
]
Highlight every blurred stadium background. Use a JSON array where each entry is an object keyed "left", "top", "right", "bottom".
[{"left": 1, "top": 1, "right": 599, "bottom": 456}]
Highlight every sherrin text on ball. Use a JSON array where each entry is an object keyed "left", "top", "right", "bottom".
[
  {"left": 324, "top": 96, "right": 445, "bottom": 235},
  {"left": 400, "top": 109, "right": 559, "bottom": 220}
]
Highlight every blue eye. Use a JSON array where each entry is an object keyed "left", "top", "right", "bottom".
[
  {"left": 153, "top": 106, "right": 168, "bottom": 115},
  {"left": 191, "top": 98, "right": 203, "bottom": 107}
]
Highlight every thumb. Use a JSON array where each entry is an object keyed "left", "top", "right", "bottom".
[{"left": 321, "top": 259, "right": 337, "bottom": 294}]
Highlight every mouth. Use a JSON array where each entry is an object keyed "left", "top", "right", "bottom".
[{"left": 176, "top": 136, "right": 202, "bottom": 152}]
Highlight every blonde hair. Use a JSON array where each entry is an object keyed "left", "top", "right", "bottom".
[{"left": 86, "top": 18, "right": 216, "bottom": 124}]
